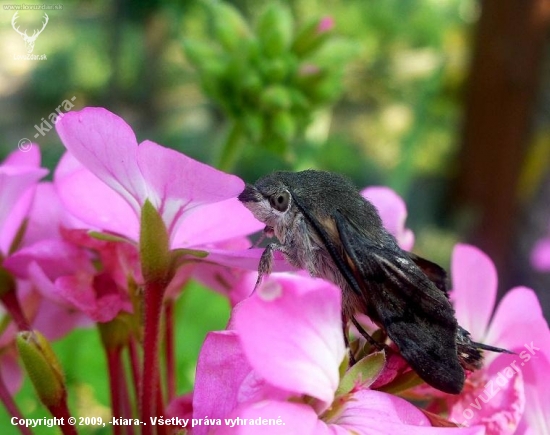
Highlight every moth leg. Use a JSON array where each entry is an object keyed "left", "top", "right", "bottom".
[
  {"left": 252, "top": 226, "right": 274, "bottom": 248},
  {"left": 254, "top": 243, "right": 283, "bottom": 292},
  {"left": 342, "top": 314, "right": 357, "bottom": 365},
  {"left": 351, "top": 317, "right": 385, "bottom": 351}
]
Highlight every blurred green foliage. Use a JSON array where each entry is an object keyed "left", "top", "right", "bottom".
[
  {"left": 1, "top": 0, "right": 479, "bottom": 431},
  {"left": 183, "top": 2, "right": 356, "bottom": 169}
]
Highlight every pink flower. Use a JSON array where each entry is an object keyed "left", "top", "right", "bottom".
[
  {"left": 362, "top": 186, "right": 415, "bottom": 250},
  {"left": 0, "top": 146, "right": 47, "bottom": 254},
  {"left": 530, "top": 236, "right": 550, "bottom": 271},
  {"left": 0, "top": 149, "right": 90, "bottom": 340},
  {"left": 4, "top": 182, "right": 132, "bottom": 327},
  {"left": 317, "top": 16, "right": 334, "bottom": 34},
  {"left": 54, "top": 107, "right": 262, "bottom": 247},
  {"left": 446, "top": 244, "right": 550, "bottom": 434},
  {"left": 192, "top": 273, "right": 485, "bottom": 435}
]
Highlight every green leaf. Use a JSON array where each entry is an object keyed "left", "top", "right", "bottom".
[
  {"left": 88, "top": 231, "right": 132, "bottom": 244},
  {"left": 336, "top": 351, "right": 385, "bottom": 396}
]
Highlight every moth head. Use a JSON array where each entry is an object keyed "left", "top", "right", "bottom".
[{"left": 238, "top": 179, "right": 296, "bottom": 240}]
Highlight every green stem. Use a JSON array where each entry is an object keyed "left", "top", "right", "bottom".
[{"left": 217, "top": 121, "right": 244, "bottom": 172}]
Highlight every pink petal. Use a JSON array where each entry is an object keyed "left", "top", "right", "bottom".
[
  {"left": 0, "top": 351, "right": 23, "bottom": 395},
  {"left": 191, "top": 261, "right": 257, "bottom": 307},
  {"left": 21, "top": 182, "right": 82, "bottom": 246},
  {"left": 0, "top": 188, "right": 35, "bottom": 255},
  {"left": 484, "top": 287, "right": 550, "bottom": 355},
  {"left": 13, "top": 278, "right": 92, "bottom": 340},
  {"left": 233, "top": 274, "right": 345, "bottom": 412},
  {"left": 217, "top": 401, "right": 319, "bottom": 435},
  {"left": 55, "top": 107, "right": 146, "bottom": 212},
  {"left": 166, "top": 393, "right": 193, "bottom": 421},
  {"left": 56, "top": 272, "right": 131, "bottom": 322},
  {"left": 530, "top": 237, "right": 550, "bottom": 271},
  {"left": 137, "top": 141, "right": 245, "bottom": 237},
  {"left": 331, "top": 390, "right": 485, "bottom": 434},
  {"left": 370, "top": 351, "right": 409, "bottom": 389},
  {"left": 172, "top": 198, "right": 264, "bottom": 248},
  {"left": 3, "top": 145, "right": 41, "bottom": 167},
  {"left": 205, "top": 248, "right": 295, "bottom": 273},
  {"left": 4, "top": 239, "right": 94, "bottom": 280},
  {"left": 54, "top": 152, "right": 139, "bottom": 239},
  {"left": 520, "top": 352, "right": 550, "bottom": 434},
  {"left": 449, "top": 354, "right": 525, "bottom": 435},
  {"left": 56, "top": 108, "right": 248, "bottom": 244},
  {"left": 32, "top": 297, "right": 92, "bottom": 340},
  {"left": 451, "top": 244, "right": 497, "bottom": 340},
  {"left": 361, "top": 186, "right": 414, "bottom": 250},
  {"left": 192, "top": 331, "right": 254, "bottom": 435},
  {"left": 0, "top": 148, "right": 48, "bottom": 253},
  {"left": 317, "top": 16, "right": 334, "bottom": 33}
]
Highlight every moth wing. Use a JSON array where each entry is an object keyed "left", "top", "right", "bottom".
[
  {"left": 408, "top": 252, "right": 449, "bottom": 294},
  {"left": 333, "top": 210, "right": 464, "bottom": 394}
]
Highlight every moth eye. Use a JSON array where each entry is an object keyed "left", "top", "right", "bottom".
[{"left": 269, "top": 191, "right": 290, "bottom": 212}]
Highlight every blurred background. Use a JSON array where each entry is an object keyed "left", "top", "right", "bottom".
[{"left": 1, "top": 0, "right": 550, "bottom": 432}]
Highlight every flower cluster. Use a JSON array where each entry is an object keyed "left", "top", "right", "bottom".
[
  {"left": 184, "top": 3, "right": 354, "bottom": 164},
  {"left": 1, "top": 107, "right": 549, "bottom": 435}
]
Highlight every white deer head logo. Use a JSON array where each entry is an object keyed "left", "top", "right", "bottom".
[{"left": 11, "top": 12, "right": 49, "bottom": 54}]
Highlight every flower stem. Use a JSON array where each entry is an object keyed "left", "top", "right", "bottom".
[
  {"left": 1, "top": 290, "right": 31, "bottom": 331},
  {"left": 164, "top": 301, "right": 175, "bottom": 403},
  {"left": 217, "top": 121, "right": 244, "bottom": 172},
  {"left": 106, "top": 347, "right": 123, "bottom": 435},
  {"left": 128, "top": 338, "right": 141, "bottom": 402},
  {"left": 140, "top": 279, "right": 166, "bottom": 435},
  {"left": 0, "top": 374, "right": 33, "bottom": 435},
  {"left": 156, "top": 385, "right": 167, "bottom": 435},
  {"left": 118, "top": 355, "right": 134, "bottom": 435},
  {"left": 48, "top": 401, "right": 78, "bottom": 435}
]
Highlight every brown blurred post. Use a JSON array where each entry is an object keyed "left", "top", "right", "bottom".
[{"left": 452, "top": 0, "right": 550, "bottom": 290}]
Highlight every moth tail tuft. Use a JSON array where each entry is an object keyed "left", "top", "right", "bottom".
[{"left": 455, "top": 326, "right": 512, "bottom": 371}]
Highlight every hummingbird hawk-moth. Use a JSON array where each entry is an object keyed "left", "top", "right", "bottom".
[{"left": 238, "top": 169, "right": 508, "bottom": 394}]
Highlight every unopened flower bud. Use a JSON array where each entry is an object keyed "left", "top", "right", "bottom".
[
  {"left": 98, "top": 313, "right": 135, "bottom": 350},
  {"left": 256, "top": 4, "right": 293, "bottom": 58},
  {"left": 260, "top": 85, "right": 292, "bottom": 111},
  {"left": 211, "top": 3, "right": 251, "bottom": 51},
  {"left": 292, "top": 16, "right": 334, "bottom": 57},
  {"left": 16, "top": 330, "right": 66, "bottom": 407}
]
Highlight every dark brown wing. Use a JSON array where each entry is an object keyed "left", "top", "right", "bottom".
[
  {"left": 333, "top": 210, "right": 465, "bottom": 394},
  {"left": 408, "top": 252, "right": 449, "bottom": 294}
]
